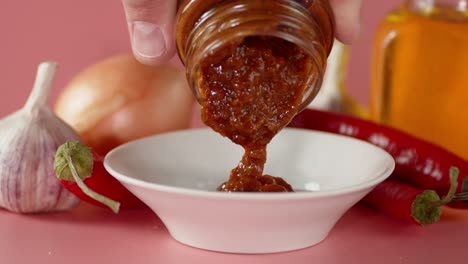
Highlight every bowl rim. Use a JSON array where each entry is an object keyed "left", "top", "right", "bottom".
[{"left": 104, "top": 128, "right": 395, "bottom": 200}]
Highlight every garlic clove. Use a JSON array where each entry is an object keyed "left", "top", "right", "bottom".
[{"left": 0, "top": 62, "right": 81, "bottom": 213}]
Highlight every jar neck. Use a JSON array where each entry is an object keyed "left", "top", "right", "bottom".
[
  {"left": 407, "top": 0, "right": 468, "bottom": 12},
  {"left": 183, "top": 0, "right": 331, "bottom": 110}
]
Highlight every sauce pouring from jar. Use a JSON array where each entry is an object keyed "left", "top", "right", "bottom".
[
  {"left": 176, "top": 0, "right": 335, "bottom": 192},
  {"left": 200, "top": 36, "right": 311, "bottom": 192}
]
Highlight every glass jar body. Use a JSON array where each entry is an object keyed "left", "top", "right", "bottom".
[{"left": 175, "top": 0, "right": 335, "bottom": 111}]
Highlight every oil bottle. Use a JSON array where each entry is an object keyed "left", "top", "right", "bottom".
[{"left": 370, "top": 0, "right": 468, "bottom": 159}]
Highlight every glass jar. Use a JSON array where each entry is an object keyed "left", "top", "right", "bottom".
[
  {"left": 369, "top": 0, "right": 468, "bottom": 159},
  {"left": 175, "top": 0, "right": 335, "bottom": 111}
]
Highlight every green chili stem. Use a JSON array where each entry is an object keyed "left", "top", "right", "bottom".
[
  {"left": 430, "top": 167, "right": 459, "bottom": 208},
  {"left": 65, "top": 155, "right": 120, "bottom": 213},
  {"left": 452, "top": 192, "right": 468, "bottom": 201}
]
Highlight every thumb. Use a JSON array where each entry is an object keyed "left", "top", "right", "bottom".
[
  {"left": 121, "top": 0, "right": 178, "bottom": 65},
  {"left": 329, "top": 0, "right": 363, "bottom": 44}
]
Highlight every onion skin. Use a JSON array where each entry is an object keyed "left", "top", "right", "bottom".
[{"left": 55, "top": 54, "right": 194, "bottom": 155}]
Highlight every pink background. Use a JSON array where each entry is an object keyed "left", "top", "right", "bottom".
[{"left": 1, "top": 1, "right": 467, "bottom": 263}]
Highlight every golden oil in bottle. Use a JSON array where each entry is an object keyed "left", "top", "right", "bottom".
[{"left": 370, "top": 1, "right": 468, "bottom": 159}]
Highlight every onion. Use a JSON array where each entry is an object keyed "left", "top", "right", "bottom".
[{"left": 55, "top": 54, "right": 194, "bottom": 155}]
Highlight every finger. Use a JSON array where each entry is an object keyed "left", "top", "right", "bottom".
[
  {"left": 329, "top": 0, "right": 363, "bottom": 44},
  {"left": 121, "top": 0, "right": 178, "bottom": 65}
]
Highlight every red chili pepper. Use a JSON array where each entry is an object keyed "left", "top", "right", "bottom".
[
  {"left": 361, "top": 167, "right": 465, "bottom": 225},
  {"left": 288, "top": 108, "right": 468, "bottom": 208},
  {"left": 54, "top": 142, "right": 144, "bottom": 213},
  {"left": 363, "top": 180, "right": 441, "bottom": 225}
]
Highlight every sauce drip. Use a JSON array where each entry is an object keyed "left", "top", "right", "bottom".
[{"left": 199, "top": 36, "right": 311, "bottom": 192}]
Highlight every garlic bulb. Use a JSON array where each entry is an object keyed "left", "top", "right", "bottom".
[{"left": 0, "top": 62, "right": 81, "bottom": 213}]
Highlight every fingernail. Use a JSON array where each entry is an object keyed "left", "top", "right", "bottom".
[{"left": 130, "top": 21, "right": 167, "bottom": 58}]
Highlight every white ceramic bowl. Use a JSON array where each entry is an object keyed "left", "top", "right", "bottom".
[{"left": 104, "top": 128, "right": 394, "bottom": 254}]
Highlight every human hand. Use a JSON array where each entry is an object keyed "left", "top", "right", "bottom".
[{"left": 121, "top": 0, "right": 362, "bottom": 66}]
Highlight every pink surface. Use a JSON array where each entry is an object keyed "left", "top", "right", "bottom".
[
  {"left": 0, "top": 203, "right": 467, "bottom": 264},
  {"left": 1, "top": 1, "right": 468, "bottom": 263}
]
